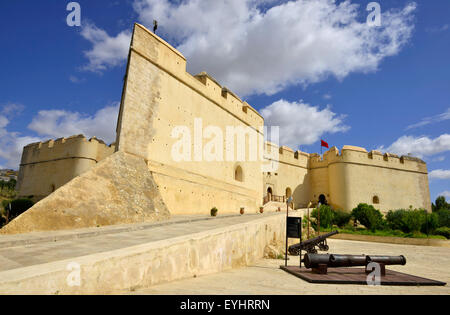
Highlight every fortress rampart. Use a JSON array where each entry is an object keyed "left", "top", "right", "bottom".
[
  {"left": 263, "top": 143, "right": 431, "bottom": 212},
  {"left": 16, "top": 135, "right": 115, "bottom": 201},
  {"left": 116, "top": 23, "right": 264, "bottom": 214},
  {"left": 7, "top": 22, "right": 432, "bottom": 236},
  {"left": 309, "top": 145, "right": 428, "bottom": 173},
  {"left": 263, "top": 142, "right": 310, "bottom": 208}
]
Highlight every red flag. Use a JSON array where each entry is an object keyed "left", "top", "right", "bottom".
[{"left": 321, "top": 140, "right": 329, "bottom": 148}]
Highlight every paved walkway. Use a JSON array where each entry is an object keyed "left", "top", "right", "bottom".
[
  {"left": 0, "top": 213, "right": 275, "bottom": 273},
  {"left": 129, "top": 239, "right": 450, "bottom": 295},
  {"left": 2, "top": 212, "right": 449, "bottom": 295}
]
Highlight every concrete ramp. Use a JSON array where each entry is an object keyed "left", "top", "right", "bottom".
[
  {"left": 0, "top": 152, "right": 170, "bottom": 235},
  {"left": 0, "top": 213, "right": 285, "bottom": 294},
  {"left": 263, "top": 201, "right": 293, "bottom": 212}
]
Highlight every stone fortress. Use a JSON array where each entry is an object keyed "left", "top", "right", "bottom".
[
  {"left": 17, "top": 135, "right": 115, "bottom": 201},
  {"left": 3, "top": 23, "right": 431, "bottom": 234}
]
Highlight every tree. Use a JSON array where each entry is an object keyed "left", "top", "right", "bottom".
[
  {"left": 433, "top": 196, "right": 449, "bottom": 212},
  {"left": 351, "top": 203, "right": 384, "bottom": 231},
  {"left": 1, "top": 198, "right": 34, "bottom": 226},
  {"left": 311, "top": 205, "right": 334, "bottom": 229}
]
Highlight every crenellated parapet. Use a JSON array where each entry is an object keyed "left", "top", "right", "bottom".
[
  {"left": 20, "top": 135, "right": 115, "bottom": 166},
  {"left": 130, "top": 23, "right": 263, "bottom": 130},
  {"left": 308, "top": 145, "right": 427, "bottom": 173},
  {"left": 263, "top": 141, "right": 309, "bottom": 170},
  {"left": 17, "top": 135, "right": 116, "bottom": 201},
  {"left": 309, "top": 146, "right": 340, "bottom": 168}
]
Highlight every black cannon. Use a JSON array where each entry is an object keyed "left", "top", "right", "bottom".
[
  {"left": 304, "top": 253, "right": 407, "bottom": 269},
  {"left": 304, "top": 254, "right": 367, "bottom": 268},
  {"left": 288, "top": 230, "right": 338, "bottom": 255},
  {"left": 330, "top": 254, "right": 367, "bottom": 267},
  {"left": 303, "top": 254, "right": 331, "bottom": 269},
  {"left": 366, "top": 255, "right": 407, "bottom": 266}
]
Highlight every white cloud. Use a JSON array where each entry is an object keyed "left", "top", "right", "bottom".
[
  {"left": 28, "top": 103, "right": 120, "bottom": 144},
  {"left": 132, "top": 0, "right": 416, "bottom": 96},
  {"left": 426, "top": 24, "right": 449, "bottom": 33},
  {"left": 432, "top": 156, "right": 445, "bottom": 162},
  {"left": 1, "top": 103, "right": 24, "bottom": 116},
  {"left": 261, "top": 99, "right": 349, "bottom": 149},
  {"left": 406, "top": 108, "right": 450, "bottom": 130},
  {"left": 429, "top": 169, "right": 450, "bottom": 180},
  {"left": 80, "top": 23, "right": 131, "bottom": 72},
  {"left": 439, "top": 191, "right": 450, "bottom": 199},
  {"left": 378, "top": 134, "right": 450, "bottom": 158},
  {"left": 0, "top": 113, "right": 41, "bottom": 170},
  {"left": 69, "top": 75, "right": 85, "bottom": 84},
  {"left": 0, "top": 103, "right": 120, "bottom": 170}
]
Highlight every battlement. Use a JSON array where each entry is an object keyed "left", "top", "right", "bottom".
[
  {"left": 130, "top": 23, "right": 263, "bottom": 129},
  {"left": 21, "top": 135, "right": 115, "bottom": 166},
  {"left": 263, "top": 142, "right": 309, "bottom": 169},
  {"left": 309, "top": 145, "right": 427, "bottom": 173},
  {"left": 263, "top": 142, "right": 427, "bottom": 173}
]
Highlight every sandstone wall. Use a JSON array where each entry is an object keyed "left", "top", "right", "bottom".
[
  {"left": 16, "top": 135, "right": 115, "bottom": 201},
  {"left": 1, "top": 152, "right": 170, "bottom": 234},
  {"left": 263, "top": 142, "right": 310, "bottom": 209},
  {"left": 0, "top": 213, "right": 285, "bottom": 294},
  {"left": 116, "top": 23, "right": 264, "bottom": 215},
  {"left": 263, "top": 143, "right": 431, "bottom": 213},
  {"left": 309, "top": 146, "right": 431, "bottom": 212}
]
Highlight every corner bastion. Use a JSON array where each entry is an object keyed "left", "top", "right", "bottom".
[
  {"left": 308, "top": 145, "right": 431, "bottom": 212},
  {"left": 16, "top": 135, "right": 115, "bottom": 201}
]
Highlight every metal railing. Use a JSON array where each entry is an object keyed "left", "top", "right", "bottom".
[{"left": 263, "top": 195, "right": 286, "bottom": 205}]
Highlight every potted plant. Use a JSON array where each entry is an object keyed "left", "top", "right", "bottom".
[
  {"left": 240, "top": 207, "right": 245, "bottom": 215},
  {"left": 210, "top": 207, "right": 218, "bottom": 217},
  {"left": 259, "top": 207, "right": 264, "bottom": 214}
]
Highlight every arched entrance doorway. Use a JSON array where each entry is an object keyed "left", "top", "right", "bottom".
[
  {"left": 267, "top": 187, "right": 273, "bottom": 202},
  {"left": 318, "top": 194, "right": 327, "bottom": 205},
  {"left": 285, "top": 187, "right": 292, "bottom": 199}
]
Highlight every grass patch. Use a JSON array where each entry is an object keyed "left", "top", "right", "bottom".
[{"left": 320, "top": 227, "right": 447, "bottom": 240}]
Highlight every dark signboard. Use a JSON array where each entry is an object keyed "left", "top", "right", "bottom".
[{"left": 287, "top": 217, "right": 301, "bottom": 239}]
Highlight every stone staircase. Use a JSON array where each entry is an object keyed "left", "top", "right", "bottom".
[{"left": 263, "top": 201, "right": 293, "bottom": 212}]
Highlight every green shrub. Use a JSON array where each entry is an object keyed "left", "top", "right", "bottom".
[
  {"left": 403, "top": 209, "right": 427, "bottom": 233},
  {"left": 434, "top": 227, "right": 450, "bottom": 239},
  {"left": 0, "top": 210, "right": 6, "bottom": 227},
  {"left": 386, "top": 209, "right": 408, "bottom": 231},
  {"left": 432, "top": 196, "right": 449, "bottom": 212},
  {"left": 0, "top": 180, "right": 17, "bottom": 199},
  {"left": 311, "top": 205, "right": 334, "bottom": 229},
  {"left": 342, "top": 223, "right": 355, "bottom": 231},
  {"left": 3, "top": 199, "right": 34, "bottom": 221},
  {"left": 422, "top": 212, "right": 440, "bottom": 234},
  {"left": 210, "top": 207, "right": 218, "bottom": 217},
  {"left": 1, "top": 199, "right": 13, "bottom": 210},
  {"left": 387, "top": 208, "right": 437, "bottom": 234},
  {"left": 436, "top": 208, "right": 450, "bottom": 228},
  {"left": 351, "top": 203, "right": 384, "bottom": 231},
  {"left": 333, "top": 210, "right": 351, "bottom": 228}
]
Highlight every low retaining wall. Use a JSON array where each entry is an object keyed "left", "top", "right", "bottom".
[
  {"left": 0, "top": 213, "right": 286, "bottom": 294},
  {"left": 333, "top": 233, "right": 450, "bottom": 247}
]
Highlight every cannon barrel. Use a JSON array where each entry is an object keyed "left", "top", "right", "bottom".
[
  {"left": 288, "top": 230, "right": 338, "bottom": 254},
  {"left": 300, "top": 231, "right": 339, "bottom": 247},
  {"left": 366, "top": 255, "right": 406, "bottom": 266},
  {"left": 303, "top": 254, "right": 331, "bottom": 269},
  {"left": 329, "top": 254, "right": 367, "bottom": 267}
]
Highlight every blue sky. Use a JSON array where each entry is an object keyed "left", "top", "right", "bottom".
[{"left": 0, "top": 0, "right": 448, "bottom": 202}]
